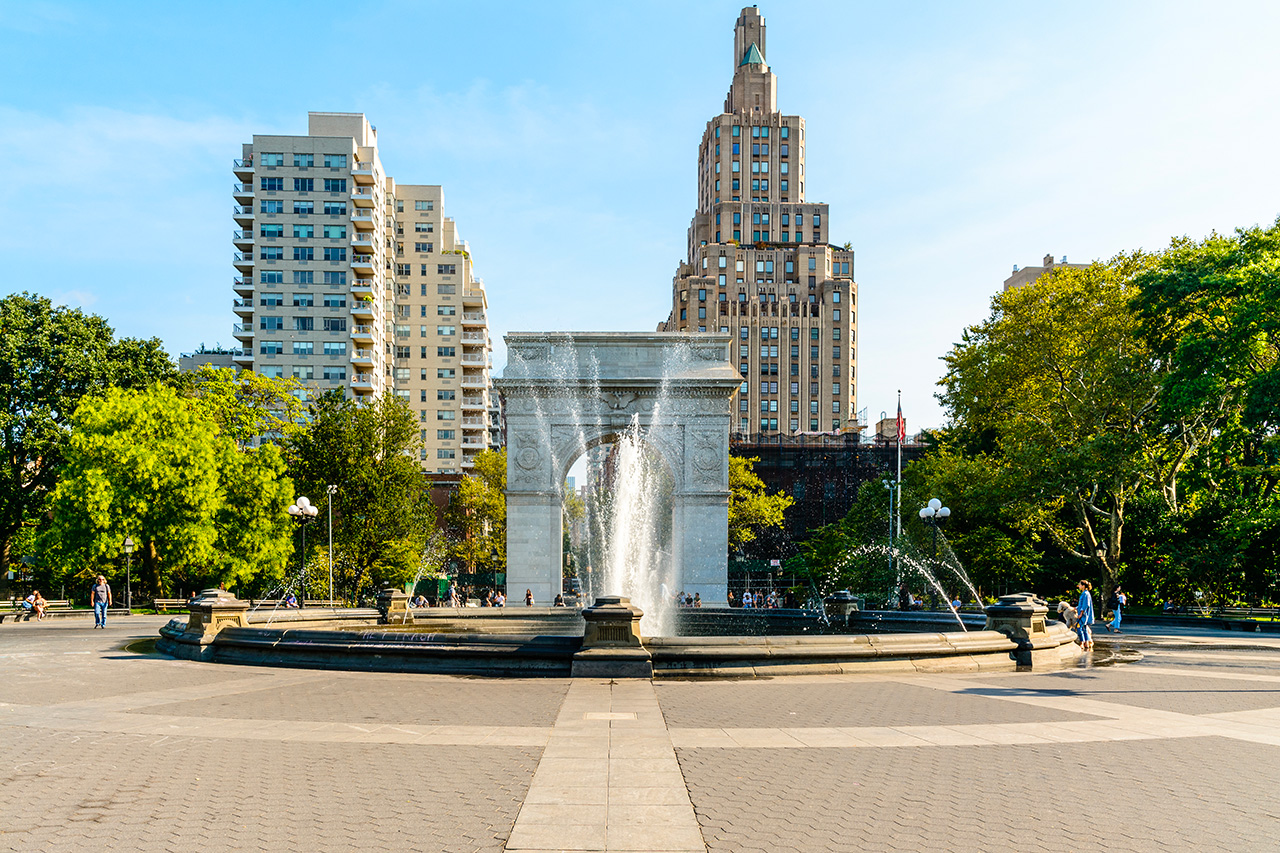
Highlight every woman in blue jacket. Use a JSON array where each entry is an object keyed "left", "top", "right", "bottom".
[{"left": 1075, "top": 579, "right": 1095, "bottom": 651}]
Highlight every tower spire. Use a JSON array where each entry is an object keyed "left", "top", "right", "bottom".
[{"left": 725, "top": 6, "right": 777, "bottom": 115}]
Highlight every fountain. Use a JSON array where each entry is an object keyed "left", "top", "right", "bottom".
[{"left": 157, "top": 332, "right": 1084, "bottom": 676}]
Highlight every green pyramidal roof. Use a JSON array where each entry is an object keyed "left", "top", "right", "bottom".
[{"left": 739, "top": 42, "right": 765, "bottom": 66}]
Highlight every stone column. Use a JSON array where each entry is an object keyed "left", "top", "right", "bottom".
[{"left": 985, "top": 592, "right": 1058, "bottom": 667}]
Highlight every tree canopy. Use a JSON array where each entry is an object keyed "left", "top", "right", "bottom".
[
  {"left": 728, "top": 455, "right": 793, "bottom": 552},
  {"left": 0, "top": 292, "right": 172, "bottom": 570}
]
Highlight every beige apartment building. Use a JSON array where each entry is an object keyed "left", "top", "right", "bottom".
[
  {"left": 231, "top": 112, "right": 496, "bottom": 472},
  {"left": 661, "top": 7, "right": 858, "bottom": 436},
  {"left": 1002, "top": 253, "right": 1089, "bottom": 291}
]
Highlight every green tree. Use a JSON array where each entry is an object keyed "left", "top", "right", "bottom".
[
  {"left": 286, "top": 392, "right": 435, "bottom": 599},
  {"left": 0, "top": 292, "right": 172, "bottom": 571},
  {"left": 43, "top": 384, "right": 293, "bottom": 594},
  {"left": 179, "top": 365, "right": 307, "bottom": 446},
  {"left": 728, "top": 455, "right": 794, "bottom": 552},
  {"left": 447, "top": 449, "right": 506, "bottom": 578},
  {"left": 938, "top": 256, "right": 1159, "bottom": 598}
]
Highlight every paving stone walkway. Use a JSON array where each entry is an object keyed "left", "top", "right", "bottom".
[{"left": 2, "top": 617, "right": 1279, "bottom": 851}]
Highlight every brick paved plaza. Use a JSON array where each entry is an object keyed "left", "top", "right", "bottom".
[{"left": 3, "top": 617, "right": 1280, "bottom": 852}]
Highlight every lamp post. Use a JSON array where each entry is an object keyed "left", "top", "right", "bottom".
[
  {"left": 918, "top": 498, "right": 952, "bottom": 608},
  {"left": 490, "top": 548, "right": 501, "bottom": 596},
  {"left": 122, "top": 537, "right": 134, "bottom": 612},
  {"left": 325, "top": 484, "right": 337, "bottom": 605},
  {"left": 287, "top": 496, "right": 319, "bottom": 601}
]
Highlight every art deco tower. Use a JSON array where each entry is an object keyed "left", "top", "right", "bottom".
[{"left": 661, "top": 7, "right": 857, "bottom": 436}]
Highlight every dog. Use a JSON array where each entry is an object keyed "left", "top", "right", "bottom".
[{"left": 1057, "top": 600, "right": 1078, "bottom": 629}]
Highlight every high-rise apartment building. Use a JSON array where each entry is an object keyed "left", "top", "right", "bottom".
[
  {"left": 661, "top": 7, "right": 857, "bottom": 436},
  {"left": 1003, "top": 253, "right": 1088, "bottom": 291},
  {"left": 231, "top": 112, "right": 495, "bottom": 472}
]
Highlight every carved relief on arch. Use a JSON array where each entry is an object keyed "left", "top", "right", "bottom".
[
  {"left": 509, "top": 430, "right": 549, "bottom": 488},
  {"left": 687, "top": 426, "right": 728, "bottom": 489}
]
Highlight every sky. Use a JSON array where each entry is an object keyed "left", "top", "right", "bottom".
[{"left": 3, "top": 0, "right": 1280, "bottom": 430}]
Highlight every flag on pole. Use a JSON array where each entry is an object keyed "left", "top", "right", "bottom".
[{"left": 896, "top": 402, "right": 906, "bottom": 443}]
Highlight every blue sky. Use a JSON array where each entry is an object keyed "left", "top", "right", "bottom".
[{"left": 4, "top": 0, "right": 1280, "bottom": 428}]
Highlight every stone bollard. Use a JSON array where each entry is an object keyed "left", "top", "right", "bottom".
[
  {"left": 571, "top": 595, "right": 653, "bottom": 678},
  {"left": 155, "top": 588, "right": 250, "bottom": 661},
  {"left": 984, "top": 592, "right": 1061, "bottom": 667},
  {"left": 376, "top": 587, "right": 413, "bottom": 625}
]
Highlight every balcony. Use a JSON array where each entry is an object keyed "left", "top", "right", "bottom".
[
  {"left": 233, "top": 205, "right": 255, "bottom": 224},
  {"left": 461, "top": 374, "right": 486, "bottom": 389},
  {"left": 461, "top": 417, "right": 487, "bottom": 428},
  {"left": 351, "top": 209, "right": 375, "bottom": 230},
  {"left": 351, "top": 278, "right": 376, "bottom": 299},
  {"left": 460, "top": 354, "right": 487, "bottom": 367},
  {"left": 232, "top": 323, "right": 254, "bottom": 342},
  {"left": 351, "top": 234, "right": 375, "bottom": 252},
  {"left": 233, "top": 276, "right": 254, "bottom": 296},
  {"left": 461, "top": 437, "right": 487, "bottom": 449},
  {"left": 462, "top": 396, "right": 486, "bottom": 410},
  {"left": 233, "top": 252, "right": 255, "bottom": 271},
  {"left": 351, "top": 374, "right": 375, "bottom": 394},
  {"left": 232, "top": 229, "right": 254, "bottom": 249},
  {"left": 231, "top": 348, "right": 254, "bottom": 366},
  {"left": 352, "top": 160, "right": 375, "bottom": 184},
  {"left": 350, "top": 348, "right": 374, "bottom": 367},
  {"left": 232, "top": 183, "right": 254, "bottom": 202},
  {"left": 461, "top": 287, "right": 486, "bottom": 307},
  {"left": 351, "top": 300, "right": 375, "bottom": 320},
  {"left": 352, "top": 253, "right": 375, "bottom": 274},
  {"left": 233, "top": 157, "right": 254, "bottom": 178},
  {"left": 461, "top": 312, "right": 486, "bottom": 326},
  {"left": 461, "top": 330, "right": 487, "bottom": 344},
  {"left": 351, "top": 324, "right": 375, "bottom": 343},
  {"left": 351, "top": 186, "right": 375, "bottom": 207},
  {"left": 232, "top": 299, "right": 255, "bottom": 318}
]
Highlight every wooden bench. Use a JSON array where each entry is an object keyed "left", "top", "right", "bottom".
[
  {"left": 154, "top": 598, "right": 190, "bottom": 613},
  {"left": 1218, "top": 607, "right": 1280, "bottom": 621},
  {"left": 0, "top": 603, "right": 127, "bottom": 623}
]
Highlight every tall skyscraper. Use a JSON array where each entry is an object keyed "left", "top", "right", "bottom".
[
  {"left": 232, "top": 112, "right": 495, "bottom": 472},
  {"left": 661, "top": 7, "right": 857, "bottom": 436}
]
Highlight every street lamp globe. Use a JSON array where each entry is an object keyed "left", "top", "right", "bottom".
[
  {"left": 928, "top": 498, "right": 942, "bottom": 512},
  {"left": 937, "top": 506, "right": 951, "bottom": 519},
  {"left": 287, "top": 504, "right": 301, "bottom": 516},
  {"left": 123, "top": 537, "right": 134, "bottom": 554},
  {"left": 919, "top": 506, "right": 933, "bottom": 519}
]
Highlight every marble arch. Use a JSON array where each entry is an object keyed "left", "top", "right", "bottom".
[{"left": 494, "top": 333, "right": 742, "bottom": 607}]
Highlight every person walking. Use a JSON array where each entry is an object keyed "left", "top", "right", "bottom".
[
  {"left": 524, "top": 588, "right": 534, "bottom": 607},
  {"left": 1075, "top": 579, "right": 1095, "bottom": 651},
  {"left": 90, "top": 575, "right": 113, "bottom": 628},
  {"left": 1105, "top": 585, "right": 1126, "bottom": 633}
]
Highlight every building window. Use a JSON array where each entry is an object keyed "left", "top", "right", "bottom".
[
  {"left": 292, "top": 365, "right": 314, "bottom": 380},
  {"left": 415, "top": 200, "right": 434, "bottom": 211},
  {"left": 294, "top": 178, "right": 314, "bottom": 192},
  {"left": 261, "top": 200, "right": 284, "bottom": 214},
  {"left": 260, "top": 246, "right": 284, "bottom": 260},
  {"left": 324, "top": 201, "right": 346, "bottom": 215},
  {"left": 322, "top": 294, "right": 346, "bottom": 308},
  {"left": 293, "top": 271, "right": 314, "bottom": 284},
  {"left": 323, "top": 154, "right": 347, "bottom": 168},
  {"left": 437, "top": 325, "right": 456, "bottom": 336},
  {"left": 293, "top": 247, "right": 314, "bottom": 261},
  {"left": 437, "top": 264, "right": 456, "bottom": 275},
  {"left": 292, "top": 341, "right": 314, "bottom": 355},
  {"left": 292, "top": 292, "right": 313, "bottom": 306},
  {"left": 323, "top": 271, "right": 346, "bottom": 285},
  {"left": 260, "top": 271, "right": 283, "bottom": 284},
  {"left": 260, "top": 316, "right": 283, "bottom": 330},
  {"left": 415, "top": 242, "right": 433, "bottom": 253},
  {"left": 323, "top": 341, "right": 347, "bottom": 355},
  {"left": 294, "top": 200, "right": 314, "bottom": 215},
  {"left": 323, "top": 225, "right": 346, "bottom": 239},
  {"left": 322, "top": 317, "right": 346, "bottom": 332},
  {"left": 437, "top": 390, "right": 456, "bottom": 401},
  {"left": 437, "top": 347, "right": 455, "bottom": 357},
  {"left": 260, "top": 177, "right": 283, "bottom": 192},
  {"left": 437, "top": 410, "right": 455, "bottom": 421},
  {"left": 323, "top": 178, "right": 346, "bottom": 192},
  {"left": 293, "top": 154, "right": 314, "bottom": 168},
  {"left": 438, "top": 449, "right": 456, "bottom": 459},
  {"left": 324, "top": 247, "right": 346, "bottom": 261},
  {"left": 259, "top": 340, "right": 283, "bottom": 354},
  {"left": 260, "top": 293, "right": 283, "bottom": 306},
  {"left": 437, "top": 429, "right": 455, "bottom": 440},
  {"left": 294, "top": 317, "right": 313, "bottom": 331},
  {"left": 260, "top": 153, "right": 284, "bottom": 166}
]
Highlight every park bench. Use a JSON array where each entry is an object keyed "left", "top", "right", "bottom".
[
  {"left": 1217, "top": 607, "right": 1280, "bottom": 621},
  {"left": 154, "top": 598, "right": 191, "bottom": 613},
  {"left": 0, "top": 601, "right": 126, "bottom": 623}
]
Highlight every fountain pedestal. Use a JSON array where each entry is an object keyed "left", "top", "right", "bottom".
[
  {"left": 572, "top": 595, "right": 653, "bottom": 678},
  {"left": 985, "top": 592, "right": 1073, "bottom": 667},
  {"left": 156, "top": 588, "right": 250, "bottom": 661},
  {"left": 376, "top": 587, "right": 413, "bottom": 625}
]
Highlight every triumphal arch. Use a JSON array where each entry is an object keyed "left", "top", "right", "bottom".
[{"left": 494, "top": 333, "right": 742, "bottom": 606}]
